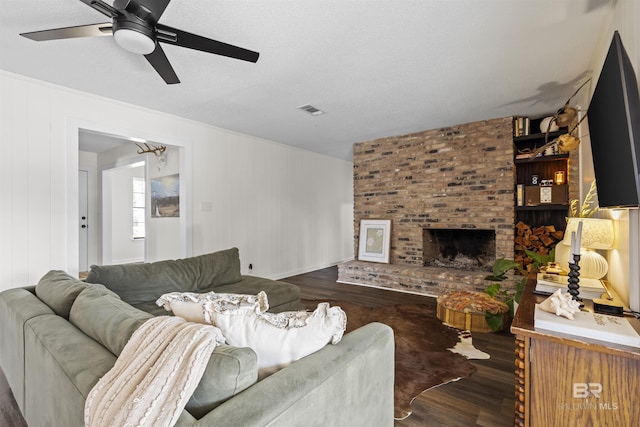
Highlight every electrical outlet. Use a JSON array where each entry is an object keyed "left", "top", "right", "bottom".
[{"left": 200, "top": 201, "right": 212, "bottom": 211}]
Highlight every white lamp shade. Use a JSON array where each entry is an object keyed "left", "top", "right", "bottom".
[
  {"left": 562, "top": 218, "right": 614, "bottom": 250},
  {"left": 561, "top": 218, "right": 615, "bottom": 279},
  {"left": 114, "top": 29, "right": 155, "bottom": 55},
  {"left": 579, "top": 249, "right": 609, "bottom": 279}
]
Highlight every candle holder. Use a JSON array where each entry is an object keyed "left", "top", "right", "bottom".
[{"left": 567, "top": 254, "right": 582, "bottom": 302}]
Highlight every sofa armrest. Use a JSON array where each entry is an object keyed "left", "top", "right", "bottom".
[
  {"left": 0, "top": 288, "right": 55, "bottom": 410},
  {"left": 187, "top": 322, "right": 395, "bottom": 427}
]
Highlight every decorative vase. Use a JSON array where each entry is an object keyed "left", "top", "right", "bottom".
[{"left": 540, "top": 116, "right": 559, "bottom": 133}]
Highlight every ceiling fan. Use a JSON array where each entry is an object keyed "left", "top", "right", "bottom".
[{"left": 20, "top": 0, "right": 259, "bottom": 84}]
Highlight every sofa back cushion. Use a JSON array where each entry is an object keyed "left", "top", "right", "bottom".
[
  {"left": 85, "top": 248, "right": 242, "bottom": 305},
  {"left": 35, "top": 270, "right": 90, "bottom": 319},
  {"left": 69, "top": 284, "right": 153, "bottom": 356},
  {"left": 69, "top": 283, "right": 258, "bottom": 417}
]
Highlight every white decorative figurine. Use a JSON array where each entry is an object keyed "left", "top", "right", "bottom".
[{"left": 539, "top": 289, "right": 582, "bottom": 320}]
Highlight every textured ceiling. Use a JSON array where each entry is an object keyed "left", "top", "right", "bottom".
[{"left": 0, "top": 0, "right": 615, "bottom": 160}]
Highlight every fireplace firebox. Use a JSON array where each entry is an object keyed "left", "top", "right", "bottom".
[{"left": 423, "top": 228, "right": 496, "bottom": 270}]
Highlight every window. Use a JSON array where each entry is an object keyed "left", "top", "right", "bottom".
[{"left": 132, "top": 177, "right": 145, "bottom": 239}]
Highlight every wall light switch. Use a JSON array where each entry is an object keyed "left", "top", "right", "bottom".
[{"left": 200, "top": 201, "right": 212, "bottom": 211}]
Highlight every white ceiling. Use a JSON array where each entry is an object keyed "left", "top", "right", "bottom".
[{"left": 0, "top": 0, "right": 615, "bottom": 160}]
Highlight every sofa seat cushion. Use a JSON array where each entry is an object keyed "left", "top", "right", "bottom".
[
  {"left": 131, "top": 299, "right": 171, "bottom": 316},
  {"left": 135, "top": 275, "right": 302, "bottom": 315},
  {"left": 35, "top": 270, "right": 89, "bottom": 318},
  {"left": 214, "top": 275, "right": 302, "bottom": 313},
  {"left": 157, "top": 291, "right": 346, "bottom": 379},
  {"left": 85, "top": 248, "right": 242, "bottom": 306}
]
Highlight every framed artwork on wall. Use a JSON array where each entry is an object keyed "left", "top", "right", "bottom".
[
  {"left": 358, "top": 219, "right": 391, "bottom": 263},
  {"left": 151, "top": 173, "right": 180, "bottom": 217}
]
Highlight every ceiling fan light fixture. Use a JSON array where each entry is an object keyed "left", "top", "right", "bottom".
[
  {"left": 114, "top": 28, "right": 155, "bottom": 55},
  {"left": 20, "top": 0, "right": 260, "bottom": 84}
]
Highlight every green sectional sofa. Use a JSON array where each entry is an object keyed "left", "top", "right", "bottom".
[{"left": 0, "top": 248, "right": 395, "bottom": 427}]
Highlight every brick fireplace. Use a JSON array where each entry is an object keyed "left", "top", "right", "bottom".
[{"left": 338, "top": 117, "right": 518, "bottom": 296}]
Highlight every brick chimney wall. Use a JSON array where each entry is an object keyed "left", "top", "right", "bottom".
[{"left": 353, "top": 117, "right": 516, "bottom": 266}]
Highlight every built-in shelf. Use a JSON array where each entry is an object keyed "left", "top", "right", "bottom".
[
  {"left": 513, "top": 130, "right": 565, "bottom": 143},
  {"left": 516, "top": 204, "right": 569, "bottom": 211},
  {"left": 513, "top": 115, "right": 571, "bottom": 252},
  {"left": 514, "top": 153, "right": 569, "bottom": 164}
]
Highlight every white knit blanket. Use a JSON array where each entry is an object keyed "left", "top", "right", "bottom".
[{"left": 85, "top": 316, "right": 225, "bottom": 427}]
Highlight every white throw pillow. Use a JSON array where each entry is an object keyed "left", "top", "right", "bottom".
[
  {"left": 157, "top": 291, "right": 347, "bottom": 378},
  {"left": 156, "top": 291, "right": 266, "bottom": 324}
]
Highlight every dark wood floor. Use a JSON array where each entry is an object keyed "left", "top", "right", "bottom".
[
  {"left": 1, "top": 266, "right": 515, "bottom": 427},
  {"left": 0, "top": 367, "right": 27, "bottom": 427},
  {"left": 283, "top": 266, "right": 516, "bottom": 427}
]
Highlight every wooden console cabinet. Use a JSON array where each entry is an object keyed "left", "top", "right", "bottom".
[{"left": 511, "top": 275, "right": 640, "bottom": 426}]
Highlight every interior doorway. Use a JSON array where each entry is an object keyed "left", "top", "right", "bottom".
[
  {"left": 76, "top": 126, "right": 189, "bottom": 269},
  {"left": 68, "top": 121, "right": 191, "bottom": 276}
]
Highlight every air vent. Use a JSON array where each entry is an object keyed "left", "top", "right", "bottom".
[{"left": 297, "top": 104, "right": 326, "bottom": 116}]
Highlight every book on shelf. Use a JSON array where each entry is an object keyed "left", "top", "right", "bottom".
[
  {"left": 516, "top": 184, "right": 524, "bottom": 206},
  {"left": 513, "top": 116, "right": 530, "bottom": 137},
  {"left": 535, "top": 273, "right": 608, "bottom": 300},
  {"left": 534, "top": 305, "right": 640, "bottom": 348}
]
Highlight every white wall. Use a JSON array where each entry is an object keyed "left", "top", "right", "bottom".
[
  {"left": 145, "top": 145, "right": 181, "bottom": 263},
  {"left": 0, "top": 71, "right": 354, "bottom": 290},
  {"left": 103, "top": 164, "right": 145, "bottom": 265}
]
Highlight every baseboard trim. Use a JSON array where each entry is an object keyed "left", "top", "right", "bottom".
[{"left": 274, "top": 258, "right": 354, "bottom": 280}]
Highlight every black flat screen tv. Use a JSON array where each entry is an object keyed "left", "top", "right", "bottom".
[{"left": 587, "top": 31, "right": 640, "bottom": 208}]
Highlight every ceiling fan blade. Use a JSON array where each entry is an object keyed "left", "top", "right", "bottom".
[
  {"left": 144, "top": 43, "right": 180, "bottom": 84},
  {"left": 20, "top": 23, "right": 113, "bottom": 41},
  {"left": 156, "top": 24, "right": 259, "bottom": 63},
  {"left": 79, "top": 0, "right": 120, "bottom": 19},
  {"left": 113, "top": 0, "right": 172, "bottom": 25}
]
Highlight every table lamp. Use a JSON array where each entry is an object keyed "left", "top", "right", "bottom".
[{"left": 561, "top": 217, "right": 615, "bottom": 279}]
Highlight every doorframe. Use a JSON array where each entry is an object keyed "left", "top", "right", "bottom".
[
  {"left": 66, "top": 119, "right": 193, "bottom": 276},
  {"left": 78, "top": 169, "right": 89, "bottom": 272}
]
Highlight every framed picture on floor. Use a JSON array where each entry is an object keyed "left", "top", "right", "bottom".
[{"left": 358, "top": 219, "right": 391, "bottom": 263}]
